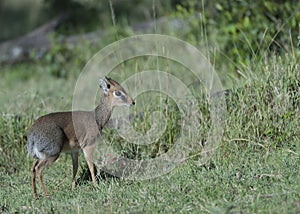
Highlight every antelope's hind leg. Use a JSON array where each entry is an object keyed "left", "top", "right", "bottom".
[
  {"left": 34, "top": 155, "right": 59, "bottom": 198},
  {"left": 31, "top": 159, "right": 39, "bottom": 199}
]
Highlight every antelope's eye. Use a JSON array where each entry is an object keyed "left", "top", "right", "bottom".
[{"left": 114, "top": 90, "right": 122, "bottom": 97}]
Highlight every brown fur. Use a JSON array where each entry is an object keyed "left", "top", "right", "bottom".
[{"left": 27, "top": 77, "right": 134, "bottom": 198}]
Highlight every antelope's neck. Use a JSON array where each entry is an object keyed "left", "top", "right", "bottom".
[{"left": 95, "top": 95, "right": 112, "bottom": 130}]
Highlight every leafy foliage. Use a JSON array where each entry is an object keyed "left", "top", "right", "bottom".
[{"left": 175, "top": 0, "right": 300, "bottom": 68}]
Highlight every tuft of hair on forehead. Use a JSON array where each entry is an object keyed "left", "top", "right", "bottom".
[
  {"left": 105, "top": 76, "right": 126, "bottom": 91},
  {"left": 105, "top": 76, "right": 120, "bottom": 86}
]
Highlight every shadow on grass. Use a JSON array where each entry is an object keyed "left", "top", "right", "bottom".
[{"left": 76, "top": 164, "right": 119, "bottom": 186}]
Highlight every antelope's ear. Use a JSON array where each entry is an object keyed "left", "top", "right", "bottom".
[{"left": 99, "top": 78, "right": 110, "bottom": 94}]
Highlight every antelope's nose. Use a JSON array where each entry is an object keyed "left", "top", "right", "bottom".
[{"left": 132, "top": 100, "right": 135, "bottom": 105}]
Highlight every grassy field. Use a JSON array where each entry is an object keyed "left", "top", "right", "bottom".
[
  {"left": 0, "top": 46, "right": 299, "bottom": 213},
  {"left": 0, "top": 0, "right": 300, "bottom": 210}
]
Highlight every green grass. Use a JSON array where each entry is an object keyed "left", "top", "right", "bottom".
[
  {"left": 1, "top": 1, "right": 299, "bottom": 212},
  {"left": 0, "top": 39, "right": 299, "bottom": 213},
  {"left": 0, "top": 150, "right": 299, "bottom": 213}
]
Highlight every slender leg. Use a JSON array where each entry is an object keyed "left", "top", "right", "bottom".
[
  {"left": 71, "top": 152, "right": 79, "bottom": 189},
  {"left": 83, "top": 146, "right": 97, "bottom": 185},
  {"left": 36, "top": 168, "right": 49, "bottom": 197},
  {"left": 31, "top": 159, "right": 39, "bottom": 199},
  {"left": 35, "top": 156, "right": 58, "bottom": 198}
]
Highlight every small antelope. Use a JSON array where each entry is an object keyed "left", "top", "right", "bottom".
[{"left": 27, "top": 77, "right": 135, "bottom": 198}]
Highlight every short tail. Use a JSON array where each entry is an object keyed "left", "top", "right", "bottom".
[{"left": 27, "top": 133, "right": 36, "bottom": 158}]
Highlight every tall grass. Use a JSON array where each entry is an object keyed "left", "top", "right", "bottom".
[{"left": 0, "top": 48, "right": 299, "bottom": 212}]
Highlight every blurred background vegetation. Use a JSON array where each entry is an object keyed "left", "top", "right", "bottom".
[{"left": 0, "top": 0, "right": 299, "bottom": 78}]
